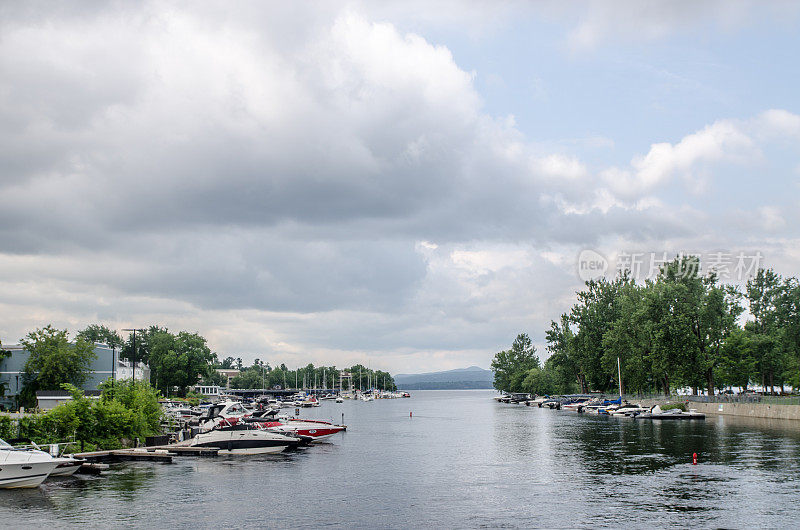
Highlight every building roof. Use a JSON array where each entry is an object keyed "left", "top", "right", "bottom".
[{"left": 35, "top": 389, "right": 103, "bottom": 398}]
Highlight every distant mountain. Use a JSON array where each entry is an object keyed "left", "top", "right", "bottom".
[{"left": 393, "top": 366, "right": 494, "bottom": 390}]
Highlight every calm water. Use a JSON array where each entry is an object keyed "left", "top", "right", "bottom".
[{"left": 4, "top": 390, "right": 800, "bottom": 528}]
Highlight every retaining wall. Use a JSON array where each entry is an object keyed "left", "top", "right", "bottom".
[{"left": 688, "top": 401, "right": 800, "bottom": 421}]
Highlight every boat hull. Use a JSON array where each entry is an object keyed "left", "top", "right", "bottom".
[
  {"left": 190, "top": 428, "right": 300, "bottom": 454},
  {"left": 49, "top": 458, "right": 84, "bottom": 477},
  {"left": 0, "top": 461, "right": 58, "bottom": 488}
]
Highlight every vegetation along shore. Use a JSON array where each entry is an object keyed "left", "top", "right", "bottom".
[{"left": 492, "top": 257, "right": 799, "bottom": 397}]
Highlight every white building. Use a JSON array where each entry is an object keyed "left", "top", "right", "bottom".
[
  {"left": 115, "top": 359, "right": 151, "bottom": 382},
  {"left": 193, "top": 384, "right": 221, "bottom": 396}
]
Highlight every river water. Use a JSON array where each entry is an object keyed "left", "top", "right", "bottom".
[{"left": 3, "top": 390, "right": 800, "bottom": 528}]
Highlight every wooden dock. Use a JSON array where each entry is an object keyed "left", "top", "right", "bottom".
[
  {"left": 74, "top": 450, "right": 173, "bottom": 463},
  {"left": 73, "top": 445, "right": 218, "bottom": 463},
  {"left": 77, "top": 462, "right": 110, "bottom": 474}
]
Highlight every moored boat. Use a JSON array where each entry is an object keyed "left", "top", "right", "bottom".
[
  {"left": 633, "top": 405, "right": 705, "bottom": 420},
  {"left": 189, "top": 423, "right": 302, "bottom": 454},
  {"left": 0, "top": 438, "right": 59, "bottom": 488},
  {"left": 49, "top": 456, "right": 86, "bottom": 477}
]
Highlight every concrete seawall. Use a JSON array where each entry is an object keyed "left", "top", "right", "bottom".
[{"left": 687, "top": 401, "right": 800, "bottom": 421}]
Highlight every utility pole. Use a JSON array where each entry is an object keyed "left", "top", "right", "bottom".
[
  {"left": 112, "top": 344, "right": 116, "bottom": 388},
  {"left": 123, "top": 329, "right": 146, "bottom": 383}
]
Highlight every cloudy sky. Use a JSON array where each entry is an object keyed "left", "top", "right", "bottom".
[{"left": 1, "top": 1, "right": 799, "bottom": 373}]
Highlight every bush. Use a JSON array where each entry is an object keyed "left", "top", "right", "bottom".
[
  {"left": 11, "top": 380, "right": 164, "bottom": 450},
  {"left": 662, "top": 402, "right": 687, "bottom": 412},
  {"left": 0, "top": 415, "right": 15, "bottom": 439}
]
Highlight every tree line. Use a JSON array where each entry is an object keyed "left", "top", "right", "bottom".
[
  {"left": 492, "top": 257, "right": 800, "bottom": 396},
  {"left": 204, "top": 360, "right": 396, "bottom": 392},
  {"left": 4, "top": 323, "right": 395, "bottom": 406}
]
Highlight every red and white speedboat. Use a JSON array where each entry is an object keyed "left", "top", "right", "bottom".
[
  {"left": 244, "top": 410, "right": 346, "bottom": 442},
  {"left": 269, "top": 418, "right": 346, "bottom": 441}
]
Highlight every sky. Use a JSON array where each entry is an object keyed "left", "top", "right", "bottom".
[{"left": 1, "top": 1, "right": 799, "bottom": 374}]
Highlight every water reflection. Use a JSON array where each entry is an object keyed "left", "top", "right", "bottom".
[
  {"left": 1, "top": 486, "right": 54, "bottom": 511},
  {"left": 99, "top": 463, "right": 159, "bottom": 500},
  {"left": 3, "top": 391, "right": 800, "bottom": 528}
]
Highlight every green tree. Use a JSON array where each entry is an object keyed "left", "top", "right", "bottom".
[
  {"left": 200, "top": 369, "right": 226, "bottom": 387},
  {"left": 717, "top": 327, "right": 756, "bottom": 391},
  {"left": 119, "top": 325, "right": 168, "bottom": 365},
  {"left": 491, "top": 333, "right": 539, "bottom": 392},
  {"left": 544, "top": 315, "right": 579, "bottom": 394},
  {"left": 19, "top": 326, "right": 97, "bottom": 406},
  {"left": 522, "top": 366, "right": 557, "bottom": 395},
  {"left": 746, "top": 268, "right": 790, "bottom": 393},
  {"left": 569, "top": 276, "right": 632, "bottom": 392},
  {"left": 76, "top": 324, "right": 123, "bottom": 348},
  {"left": 602, "top": 282, "right": 655, "bottom": 395},
  {"left": 0, "top": 340, "right": 10, "bottom": 398},
  {"left": 148, "top": 331, "right": 213, "bottom": 396},
  {"left": 230, "top": 365, "right": 268, "bottom": 389}
]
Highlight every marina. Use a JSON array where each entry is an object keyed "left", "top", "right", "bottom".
[
  {"left": 3, "top": 390, "right": 800, "bottom": 527},
  {"left": 0, "top": 389, "right": 361, "bottom": 488}
]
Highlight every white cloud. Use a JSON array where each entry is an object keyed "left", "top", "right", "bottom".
[
  {"left": 756, "top": 206, "right": 786, "bottom": 231},
  {"left": 560, "top": 0, "right": 800, "bottom": 51},
  {"left": 602, "top": 110, "right": 800, "bottom": 198},
  {"left": 530, "top": 153, "right": 587, "bottom": 181}
]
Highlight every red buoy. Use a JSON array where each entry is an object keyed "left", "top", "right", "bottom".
[{"left": 692, "top": 452, "right": 698, "bottom": 465}]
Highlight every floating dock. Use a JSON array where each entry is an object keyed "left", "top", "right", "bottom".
[{"left": 73, "top": 445, "right": 219, "bottom": 463}]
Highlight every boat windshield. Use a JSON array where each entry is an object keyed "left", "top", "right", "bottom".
[{"left": 0, "top": 438, "right": 13, "bottom": 449}]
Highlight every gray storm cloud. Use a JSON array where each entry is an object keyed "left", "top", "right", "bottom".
[{"left": 0, "top": 2, "right": 797, "bottom": 371}]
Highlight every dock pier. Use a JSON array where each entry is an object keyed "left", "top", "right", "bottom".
[{"left": 74, "top": 445, "right": 219, "bottom": 463}]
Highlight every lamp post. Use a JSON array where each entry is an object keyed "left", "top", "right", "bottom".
[{"left": 123, "top": 329, "right": 146, "bottom": 382}]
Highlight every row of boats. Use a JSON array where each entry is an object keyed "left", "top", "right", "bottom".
[
  {"left": 1, "top": 395, "right": 357, "bottom": 489},
  {"left": 185, "top": 400, "right": 348, "bottom": 454},
  {"left": 165, "top": 390, "right": 411, "bottom": 418},
  {"left": 495, "top": 394, "right": 706, "bottom": 419}
]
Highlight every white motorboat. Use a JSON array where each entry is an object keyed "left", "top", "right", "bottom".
[
  {"left": 189, "top": 423, "right": 302, "bottom": 454},
  {"left": 606, "top": 403, "right": 647, "bottom": 416},
  {"left": 633, "top": 404, "right": 706, "bottom": 420},
  {"left": 0, "top": 439, "right": 59, "bottom": 488},
  {"left": 198, "top": 400, "right": 253, "bottom": 431},
  {"left": 335, "top": 396, "right": 344, "bottom": 403},
  {"left": 49, "top": 456, "right": 85, "bottom": 477}
]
